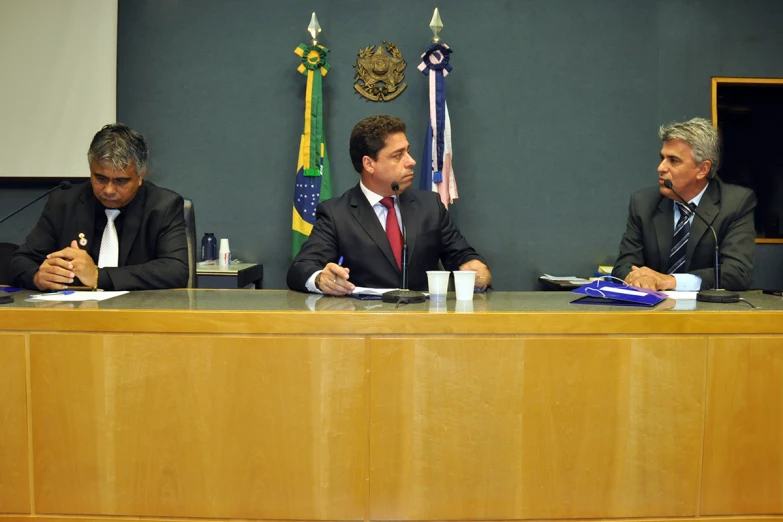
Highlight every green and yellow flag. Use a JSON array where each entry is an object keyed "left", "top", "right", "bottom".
[{"left": 291, "top": 42, "right": 331, "bottom": 257}]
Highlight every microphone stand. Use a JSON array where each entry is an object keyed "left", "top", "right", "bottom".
[
  {"left": 382, "top": 182, "right": 426, "bottom": 304},
  {"left": 0, "top": 181, "right": 72, "bottom": 225},
  {"left": 663, "top": 179, "right": 740, "bottom": 303}
]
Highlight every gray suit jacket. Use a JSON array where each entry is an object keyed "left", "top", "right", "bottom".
[
  {"left": 612, "top": 177, "right": 756, "bottom": 291},
  {"left": 287, "top": 184, "right": 486, "bottom": 292}
]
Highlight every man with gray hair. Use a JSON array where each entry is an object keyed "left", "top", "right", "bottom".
[
  {"left": 10, "top": 123, "right": 188, "bottom": 291},
  {"left": 612, "top": 117, "right": 756, "bottom": 291}
]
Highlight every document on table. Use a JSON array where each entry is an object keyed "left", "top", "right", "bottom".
[
  {"left": 663, "top": 291, "right": 698, "bottom": 300},
  {"left": 350, "top": 286, "right": 398, "bottom": 297},
  {"left": 541, "top": 274, "right": 592, "bottom": 284},
  {"left": 29, "top": 291, "right": 129, "bottom": 302}
]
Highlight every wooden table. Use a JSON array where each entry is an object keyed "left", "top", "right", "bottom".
[{"left": 1, "top": 290, "right": 781, "bottom": 522}]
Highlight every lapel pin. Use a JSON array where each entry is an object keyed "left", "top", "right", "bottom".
[{"left": 78, "top": 232, "right": 88, "bottom": 247}]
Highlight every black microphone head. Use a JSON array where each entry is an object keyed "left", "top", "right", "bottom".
[
  {"left": 391, "top": 181, "right": 400, "bottom": 192},
  {"left": 59, "top": 181, "right": 72, "bottom": 190},
  {"left": 663, "top": 179, "right": 673, "bottom": 189}
]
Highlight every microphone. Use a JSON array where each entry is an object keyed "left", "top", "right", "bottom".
[
  {"left": 663, "top": 178, "right": 740, "bottom": 303},
  {"left": 391, "top": 181, "right": 409, "bottom": 289},
  {"left": 382, "top": 181, "right": 426, "bottom": 304},
  {"left": 0, "top": 181, "right": 72, "bottom": 226}
]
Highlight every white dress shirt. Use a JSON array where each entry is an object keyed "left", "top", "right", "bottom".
[{"left": 304, "top": 182, "right": 401, "bottom": 293}]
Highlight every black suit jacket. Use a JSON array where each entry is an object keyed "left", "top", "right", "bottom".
[
  {"left": 287, "top": 185, "right": 486, "bottom": 291},
  {"left": 10, "top": 180, "right": 188, "bottom": 290},
  {"left": 612, "top": 177, "right": 756, "bottom": 291}
]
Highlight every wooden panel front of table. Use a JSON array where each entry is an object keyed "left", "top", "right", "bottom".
[{"left": 1, "top": 290, "right": 781, "bottom": 522}]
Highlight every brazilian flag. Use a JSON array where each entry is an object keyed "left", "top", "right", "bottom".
[{"left": 292, "top": 43, "right": 331, "bottom": 257}]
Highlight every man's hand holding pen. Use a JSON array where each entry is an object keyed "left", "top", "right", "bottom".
[{"left": 316, "top": 256, "right": 355, "bottom": 296}]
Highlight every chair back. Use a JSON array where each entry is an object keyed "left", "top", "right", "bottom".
[
  {"left": 0, "top": 242, "right": 20, "bottom": 285},
  {"left": 183, "top": 198, "right": 198, "bottom": 288}
]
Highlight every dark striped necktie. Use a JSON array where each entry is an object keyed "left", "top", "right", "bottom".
[{"left": 668, "top": 202, "right": 692, "bottom": 274}]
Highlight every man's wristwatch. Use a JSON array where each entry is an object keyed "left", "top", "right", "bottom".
[{"left": 314, "top": 273, "right": 322, "bottom": 291}]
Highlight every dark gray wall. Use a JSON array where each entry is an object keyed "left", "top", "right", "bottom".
[{"left": 2, "top": 0, "right": 782, "bottom": 290}]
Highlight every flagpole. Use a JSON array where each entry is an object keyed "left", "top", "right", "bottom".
[
  {"left": 419, "top": 7, "right": 458, "bottom": 208},
  {"left": 292, "top": 13, "right": 332, "bottom": 257}
]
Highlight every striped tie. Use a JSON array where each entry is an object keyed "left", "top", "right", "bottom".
[
  {"left": 98, "top": 209, "right": 121, "bottom": 268},
  {"left": 668, "top": 203, "right": 691, "bottom": 274}
]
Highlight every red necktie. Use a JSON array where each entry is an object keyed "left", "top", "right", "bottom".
[{"left": 380, "top": 197, "right": 402, "bottom": 269}]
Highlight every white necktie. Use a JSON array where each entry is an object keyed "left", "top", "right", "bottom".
[{"left": 98, "top": 209, "right": 121, "bottom": 268}]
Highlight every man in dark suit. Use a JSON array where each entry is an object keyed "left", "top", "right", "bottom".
[
  {"left": 612, "top": 117, "right": 756, "bottom": 291},
  {"left": 10, "top": 123, "right": 188, "bottom": 291},
  {"left": 287, "top": 115, "right": 490, "bottom": 295}
]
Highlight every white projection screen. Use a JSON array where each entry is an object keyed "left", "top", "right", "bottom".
[{"left": 0, "top": 0, "right": 117, "bottom": 179}]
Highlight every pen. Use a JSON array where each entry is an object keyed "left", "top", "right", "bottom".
[
  {"left": 30, "top": 290, "right": 75, "bottom": 298},
  {"left": 338, "top": 256, "right": 344, "bottom": 266}
]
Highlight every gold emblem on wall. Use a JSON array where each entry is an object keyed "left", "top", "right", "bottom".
[{"left": 353, "top": 41, "right": 407, "bottom": 102}]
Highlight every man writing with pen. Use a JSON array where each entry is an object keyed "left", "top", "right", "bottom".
[{"left": 287, "top": 115, "right": 490, "bottom": 295}]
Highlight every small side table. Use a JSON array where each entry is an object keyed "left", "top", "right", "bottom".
[{"left": 197, "top": 262, "right": 264, "bottom": 289}]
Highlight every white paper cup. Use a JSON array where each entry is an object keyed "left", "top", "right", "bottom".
[
  {"left": 219, "top": 238, "right": 231, "bottom": 267},
  {"left": 454, "top": 270, "right": 476, "bottom": 300},
  {"left": 426, "top": 270, "right": 450, "bottom": 301}
]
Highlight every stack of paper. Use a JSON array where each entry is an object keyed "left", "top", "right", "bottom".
[
  {"left": 541, "top": 274, "right": 592, "bottom": 285},
  {"left": 28, "top": 291, "right": 128, "bottom": 302}
]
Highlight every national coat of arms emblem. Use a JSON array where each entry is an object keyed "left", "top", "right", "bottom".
[{"left": 353, "top": 41, "right": 407, "bottom": 102}]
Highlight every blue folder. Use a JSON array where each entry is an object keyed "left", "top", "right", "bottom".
[{"left": 570, "top": 280, "right": 667, "bottom": 307}]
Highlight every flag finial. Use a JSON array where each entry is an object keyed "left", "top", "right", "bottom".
[
  {"left": 429, "top": 8, "right": 443, "bottom": 43},
  {"left": 308, "top": 12, "right": 322, "bottom": 45}
]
